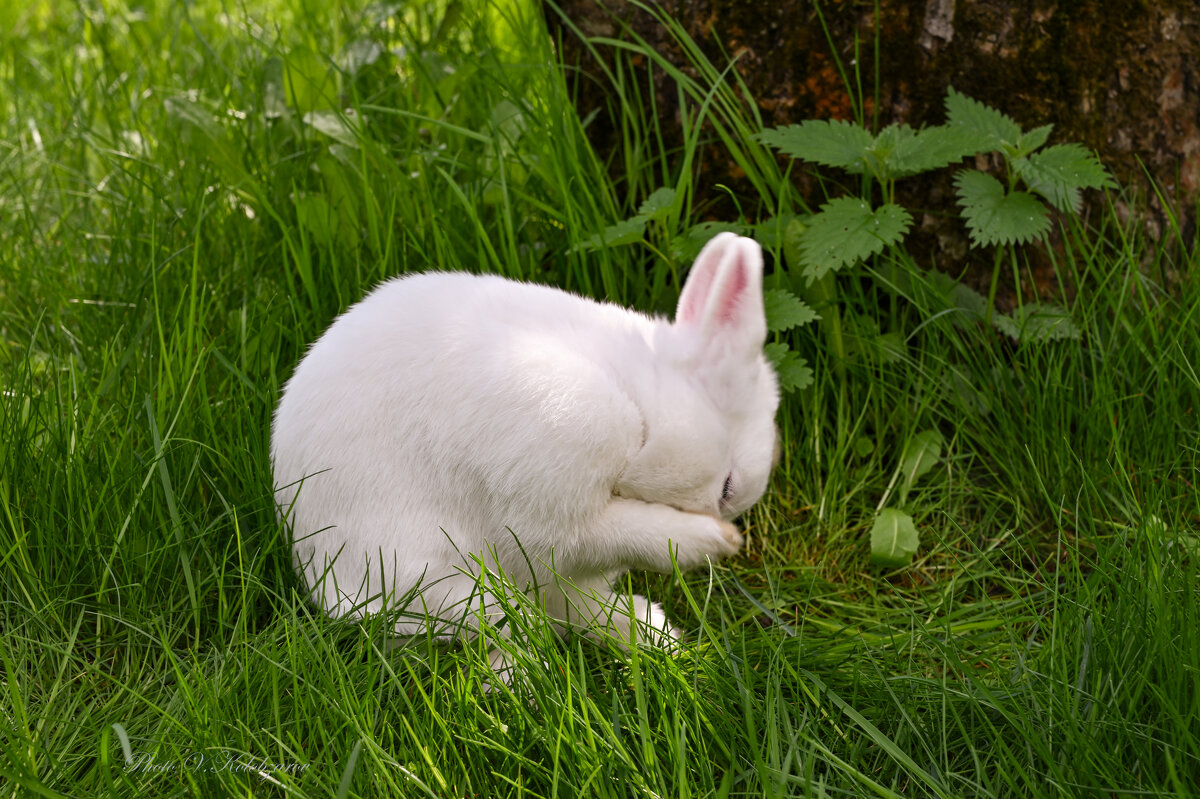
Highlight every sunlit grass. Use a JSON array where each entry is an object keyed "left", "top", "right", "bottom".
[{"left": 1, "top": 0, "right": 1197, "bottom": 796}]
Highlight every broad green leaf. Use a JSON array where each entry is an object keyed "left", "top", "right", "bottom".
[
  {"left": 283, "top": 45, "right": 337, "bottom": 114},
  {"left": 637, "top": 187, "right": 677, "bottom": 221},
  {"left": 338, "top": 37, "right": 385, "bottom": 74},
  {"left": 757, "top": 119, "right": 874, "bottom": 173},
  {"left": 669, "top": 221, "right": 748, "bottom": 263},
  {"left": 992, "top": 303, "right": 1082, "bottom": 342},
  {"left": 570, "top": 216, "right": 647, "bottom": 253},
  {"left": 764, "top": 288, "right": 819, "bottom": 333},
  {"left": 945, "top": 87, "right": 1021, "bottom": 150},
  {"left": 843, "top": 315, "right": 905, "bottom": 364},
  {"left": 854, "top": 436, "right": 876, "bottom": 458},
  {"left": 887, "top": 124, "right": 989, "bottom": 177},
  {"left": 870, "top": 508, "right": 920, "bottom": 566},
  {"left": 800, "top": 198, "right": 912, "bottom": 281},
  {"left": 491, "top": 99, "right": 528, "bottom": 147},
  {"left": 1015, "top": 143, "right": 1115, "bottom": 213},
  {"left": 898, "top": 429, "right": 943, "bottom": 504},
  {"left": 873, "top": 331, "right": 907, "bottom": 364},
  {"left": 954, "top": 170, "right": 1051, "bottom": 247},
  {"left": 1017, "top": 124, "right": 1054, "bottom": 155},
  {"left": 782, "top": 217, "right": 807, "bottom": 282},
  {"left": 303, "top": 111, "right": 363, "bottom": 148},
  {"left": 863, "top": 123, "right": 914, "bottom": 177},
  {"left": 943, "top": 370, "right": 994, "bottom": 418},
  {"left": 949, "top": 282, "right": 988, "bottom": 317},
  {"left": 764, "top": 342, "right": 813, "bottom": 392},
  {"left": 753, "top": 213, "right": 798, "bottom": 251}
]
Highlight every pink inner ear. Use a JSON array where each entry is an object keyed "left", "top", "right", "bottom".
[
  {"left": 712, "top": 259, "right": 748, "bottom": 326},
  {"left": 677, "top": 264, "right": 715, "bottom": 325}
]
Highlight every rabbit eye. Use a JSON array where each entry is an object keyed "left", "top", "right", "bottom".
[{"left": 720, "top": 473, "right": 733, "bottom": 504}]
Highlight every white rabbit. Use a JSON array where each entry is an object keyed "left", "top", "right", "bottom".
[{"left": 271, "top": 232, "right": 779, "bottom": 665}]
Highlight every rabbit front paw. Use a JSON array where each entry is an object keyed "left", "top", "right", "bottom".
[{"left": 670, "top": 515, "right": 742, "bottom": 570}]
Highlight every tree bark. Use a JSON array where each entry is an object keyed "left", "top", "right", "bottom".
[{"left": 547, "top": 0, "right": 1199, "bottom": 297}]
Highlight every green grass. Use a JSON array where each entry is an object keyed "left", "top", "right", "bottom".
[{"left": 2, "top": 1, "right": 1198, "bottom": 796}]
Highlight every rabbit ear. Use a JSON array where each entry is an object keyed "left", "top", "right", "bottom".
[{"left": 675, "top": 233, "right": 766, "bottom": 350}]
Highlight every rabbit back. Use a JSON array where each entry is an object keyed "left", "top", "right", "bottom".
[{"left": 272, "top": 273, "right": 656, "bottom": 624}]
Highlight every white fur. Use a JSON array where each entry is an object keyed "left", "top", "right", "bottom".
[{"left": 271, "top": 233, "right": 779, "bottom": 654}]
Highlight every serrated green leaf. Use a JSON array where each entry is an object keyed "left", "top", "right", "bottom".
[
  {"left": 943, "top": 370, "right": 994, "bottom": 418},
  {"left": 870, "top": 508, "right": 920, "bottom": 566},
  {"left": 764, "top": 288, "right": 819, "bottom": 333},
  {"left": 954, "top": 170, "right": 1051, "bottom": 247},
  {"left": 945, "top": 87, "right": 1021, "bottom": 150},
  {"left": 570, "top": 215, "right": 647, "bottom": 253},
  {"left": 1015, "top": 143, "right": 1115, "bottom": 213},
  {"left": 801, "top": 198, "right": 912, "bottom": 281},
  {"left": 842, "top": 315, "right": 906, "bottom": 364},
  {"left": 757, "top": 119, "right": 874, "bottom": 173},
  {"left": 874, "top": 331, "right": 907, "bottom": 364},
  {"left": 782, "top": 217, "right": 807, "bottom": 281},
  {"left": 668, "top": 221, "right": 748, "bottom": 263},
  {"left": 637, "top": 187, "right": 677, "bottom": 221},
  {"left": 1017, "top": 124, "right": 1054, "bottom": 155},
  {"left": 887, "top": 124, "right": 988, "bottom": 177},
  {"left": 763, "top": 342, "right": 813, "bottom": 392},
  {"left": 863, "top": 123, "right": 913, "bottom": 177},
  {"left": 753, "top": 213, "right": 798, "bottom": 251},
  {"left": 993, "top": 303, "right": 1081, "bottom": 342},
  {"left": 946, "top": 282, "right": 989, "bottom": 328},
  {"left": 898, "top": 429, "right": 943, "bottom": 505}
]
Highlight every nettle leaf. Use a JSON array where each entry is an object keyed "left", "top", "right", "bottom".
[
  {"left": 754, "top": 213, "right": 798, "bottom": 252},
  {"left": 764, "top": 342, "right": 813, "bottom": 393},
  {"left": 570, "top": 215, "right": 646, "bottom": 253},
  {"left": 782, "top": 217, "right": 807, "bottom": 281},
  {"left": 757, "top": 119, "right": 874, "bottom": 173},
  {"left": 954, "top": 170, "right": 1051, "bottom": 247},
  {"left": 801, "top": 198, "right": 912, "bottom": 281},
  {"left": 764, "top": 288, "right": 819, "bottom": 333},
  {"left": 1017, "top": 124, "right": 1054, "bottom": 156},
  {"left": 945, "top": 87, "right": 1021, "bottom": 150},
  {"left": 1015, "top": 143, "right": 1115, "bottom": 213},
  {"left": 843, "top": 315, "right": 906, "bottom": 364},
  {"left": 887, "top": 124, "right": 987, "bottom": 177},
  {"left": 669, "top": 221, "right": 748, "bottom": 263},
  {"left": 898, "top": 429, "right": 944, "bottom": 505},
  {"left": 870, "top": 508, "right": 920, "bottom": 567},
  {"left": 637, "top": 187, "right": 677, "bottom": 221},
  {"left": 874, "top": 331, "right": 907, "bottom": 364},
  {"left": 993, "top": 303, "right": 1082, "bottom": 342}
]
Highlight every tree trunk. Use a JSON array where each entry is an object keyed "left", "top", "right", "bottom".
[{"left": 546, "top": 0, "right": 1198, "bottom": 298}]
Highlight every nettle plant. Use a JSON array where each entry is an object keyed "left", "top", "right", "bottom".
[
  {"left": 753, "top": 87, "right": 1114, "bottom": 566},
  {"left": 760, "top": 87, "right": 1115, "bottom": 342}
]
